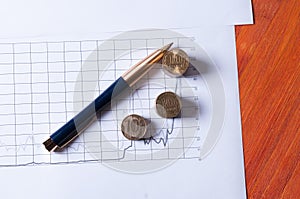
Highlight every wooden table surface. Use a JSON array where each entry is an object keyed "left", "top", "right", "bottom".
[{"left": 235, "top": 0, "right": 299, "bottom": 198}]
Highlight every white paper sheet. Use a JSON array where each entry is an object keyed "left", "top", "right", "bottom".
[
  {"left": 0, "top": 0, "right": 250, "bottom": 198},
  {"left": 0, "top": 0, "right": 253, "bottom": 38},
  {"left": 0, "top": 26, "right": 246, "bottom": 199}
]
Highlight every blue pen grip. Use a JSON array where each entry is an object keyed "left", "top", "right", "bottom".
[{"left": 50, "top": 77, "right": 129, "bottom": 147}]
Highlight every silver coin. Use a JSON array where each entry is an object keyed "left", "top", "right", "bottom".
[
  {"left": 155, "top": 91, "right": 181, "bottom": 118},
  {"left": 121, "top": 114, "right": 147, "bottom": 140}
]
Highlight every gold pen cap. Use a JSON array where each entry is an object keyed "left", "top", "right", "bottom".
[{"left": 122, "top": 43, "right": 173, "bottom": 87}]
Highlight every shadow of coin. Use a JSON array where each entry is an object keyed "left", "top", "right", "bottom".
[
  {"left": 180, "top": 97, "right": 200, "bottom": 118},
  {"left": 183, "top": 59, "right": 211, "bottom": 77}
]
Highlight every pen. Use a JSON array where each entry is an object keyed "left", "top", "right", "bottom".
[{"left": 43, "top": 43, "right": 173, "bottom": 152}]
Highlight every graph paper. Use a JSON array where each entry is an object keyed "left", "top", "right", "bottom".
[{"left": 0, "top": 30, "right": 217, "bottom": 171}]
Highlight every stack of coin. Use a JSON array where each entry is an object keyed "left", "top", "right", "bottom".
[
  {"left": 121, "top": 47, "right": 188, "bottom": 140},
  {"left": 162, "top": 48, "right": 189, "bottom": 77},
  {"left": 121, "top": 114, "right": 148, "bottom": 140},
  {"left": 155, "top": 91, "right": 181, "bottom": 118}
]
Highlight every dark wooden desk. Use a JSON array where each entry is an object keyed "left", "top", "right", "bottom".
[{"left": 235, "top": 0, "right": 299, "bottom": 198}]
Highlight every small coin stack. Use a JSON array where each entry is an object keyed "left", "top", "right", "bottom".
[
  {"left": 121, "top": 114, "right": 147, "bottom": 140},
  {"left": 162, "top": 48, "right": 189, "bottom": 77},
  {"left": 155, "top": 91, "right": 181, "bottom": 118}
]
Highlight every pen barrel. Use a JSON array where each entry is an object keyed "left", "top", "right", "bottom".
[{"left": 50, "top": 77, "right": 129, "bottom": 148}]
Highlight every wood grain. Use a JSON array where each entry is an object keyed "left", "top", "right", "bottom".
[{"left": 235, "top": 0, "right": 300, "bottom": 198}]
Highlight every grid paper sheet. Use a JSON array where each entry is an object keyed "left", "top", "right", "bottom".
[{"left": 0, "top": 37, "right": 203, "bottom": 167}]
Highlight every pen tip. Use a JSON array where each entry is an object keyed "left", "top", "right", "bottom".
[{"left": 161, "top": 42, "right": 173, "bottom": 52}]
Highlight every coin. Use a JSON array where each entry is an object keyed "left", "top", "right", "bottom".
[
  {"left": 121, "top": 114, "right": 148, "bottom": 140},
  {"left": 155, "top": 91, "right": 181, "bottom": 118},
  {"left": 162, "top": 48, "right": 189, "bottom": 77}
]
